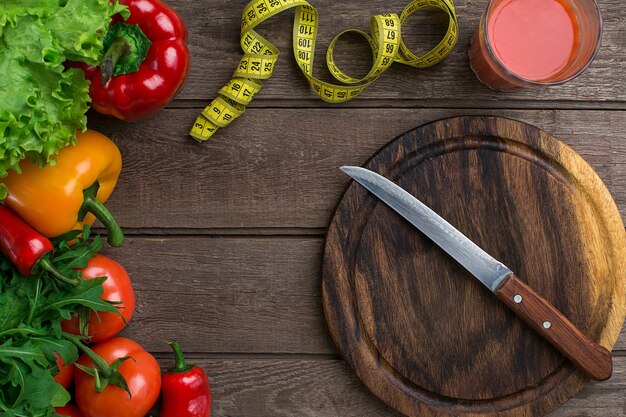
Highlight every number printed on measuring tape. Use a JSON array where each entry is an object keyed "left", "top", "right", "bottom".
[{"left": 190, "top": 0, "right": 459, "bottom": 142}]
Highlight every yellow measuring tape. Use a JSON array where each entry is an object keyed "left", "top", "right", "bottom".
[{"left": 190, "top": 0, "right": 458, "bottom": 141}]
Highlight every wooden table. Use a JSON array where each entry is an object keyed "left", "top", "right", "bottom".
[{"left": 90, "top": 0, "right": 625, "bottom": 415}]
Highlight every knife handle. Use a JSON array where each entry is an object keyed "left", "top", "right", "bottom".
[{"left": 495, "top": 274, "right": 612, "bottom": 381}]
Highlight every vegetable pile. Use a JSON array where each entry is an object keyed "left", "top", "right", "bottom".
[
  {"left": 0, "top": 0, "right": 205, "bottom": 415},
  {"left": 0, "top": 0, "right": 126, "bottom": 178},
  {"left": 0, "top": 130, "right": 210, "bottom": 416},
  {"left": 0, "top": 226, "right": 119, "bottom": 415}
]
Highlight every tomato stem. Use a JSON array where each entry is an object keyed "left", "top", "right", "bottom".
[
  {"left": 64, "top": 332, "right": 133, "bottom": 397},
  {"left": 63, "top": 332, "right": 112, "bottom": 377}
]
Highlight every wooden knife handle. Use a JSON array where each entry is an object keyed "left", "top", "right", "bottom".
[{"left": 495, "top": 274, "right": 612, "bottom": 381}]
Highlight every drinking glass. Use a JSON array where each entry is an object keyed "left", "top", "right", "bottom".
[{"left": 468, "top": 0, "right": 603, "bottom": 91}]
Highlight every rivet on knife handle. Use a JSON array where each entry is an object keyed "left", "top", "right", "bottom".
[{"left": 496, "top": 274, "right": 612, "bottom": 381}]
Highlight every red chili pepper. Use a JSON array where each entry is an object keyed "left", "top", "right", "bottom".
[
  {"left": 160, "top": 341, "right": 211, "bottom": 417},
  {"left": 78, "top": 0, "right": 189, "bottom": 121},
  {"left": 0, "top": 206, "right": 77, "bottom": 285}
]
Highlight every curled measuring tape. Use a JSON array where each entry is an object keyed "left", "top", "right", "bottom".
[{"left": 190, "top": 0, "right": 458, "bottom": 141}]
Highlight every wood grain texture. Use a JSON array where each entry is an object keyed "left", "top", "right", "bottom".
[
  {"left": 322, "top": 117, "right": 626, "bottom": 416},
  {"left": 109, "top": 236, "right": 626, "bottom": 355},
  {"left": 88, "top": 109, "right": 626, "bottom": 229},
  {"left": 109, "top": 236, "right": 334, "bottom": 354},
  {"left": 496, "top": 275, "right": 613, "bottom": 381},
  {"left": 150, "top": 357, "right": 626, "bottom": 417},
  {"left": 167, "top": 0, "right": 626, "bottom": 103}
]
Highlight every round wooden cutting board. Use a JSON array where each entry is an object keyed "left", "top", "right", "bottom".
[{"left": 322, "top": 116, "right": 626, "bottom": 417}]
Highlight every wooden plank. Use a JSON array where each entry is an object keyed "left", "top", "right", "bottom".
[
  {"left": 113, "top": 236, "right": 335, "bottom": 354},
  {"left": 150, "top": 357, "right": 626, "bottom": 417},
  {"left": 170, "top": 0, "right": 626, "bottom": 103},
  {"left": 89, "top": 109, "right": 626, "bottom": 229},
  {"left": 110, "top": 237, "right": 626, "bottom": 354}
]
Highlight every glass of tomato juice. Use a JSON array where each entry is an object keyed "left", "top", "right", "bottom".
[{"left": 468, "top": 0, "right": 602, "bottom": 91}]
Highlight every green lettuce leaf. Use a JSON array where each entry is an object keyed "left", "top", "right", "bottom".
[{"left": 0, "top": 0, "right": 127, "bottom": 178}]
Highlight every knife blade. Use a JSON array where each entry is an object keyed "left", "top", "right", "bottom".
[{"left": 341, "top": 166, "right": 612, "bottom": 381}]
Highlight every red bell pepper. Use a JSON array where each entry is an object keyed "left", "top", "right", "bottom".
[
  {"left": 79, "top": 0, "right": 189, "bottom": 121},
  {"left": 0, "top": 206, "right": 77, "bottom": 285},
  {"left": 160, "top": 341, "right": 211, "bottom": 417}
]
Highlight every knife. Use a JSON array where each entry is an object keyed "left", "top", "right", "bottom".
[{"left": 341, "top": 166, "right": 612, "bottom": 381}]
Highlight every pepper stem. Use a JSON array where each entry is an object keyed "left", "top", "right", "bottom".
[
  {"left": 39, "top": 256, "right": 80, "bottom": 287},
  {"left": 101, "top": 38, "right": 130, "bottom": 85},
  {"left": 168, "top": 340, "right": 194, "bottom": 373},
  {"left": 82, "top": 197, "right": 125, "bottom": 247},
  {"left": 80, "top": 182, "right": 124, "bottom": 247},
  {"left": 100, "top": 21, "right": 152, "bottom": 84}
]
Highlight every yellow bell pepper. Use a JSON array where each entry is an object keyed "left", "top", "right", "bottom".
[{"left": 1, "top": 129, "right": 124, "bottom": 246}]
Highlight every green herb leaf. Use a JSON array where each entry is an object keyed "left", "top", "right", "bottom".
[
  {"left": 30, "top": 337, "right": 78, "bottom": 368},
  {"left": 0, "top": 229, "right": 122, "bottom": 416},
  {"left": 50, "top": 384, "right": 71, "bottom": 408},
  {"left": 22, "top": 370, "right": 63, "bottom": 410},
  {"left": 43, "top": 277, "right": 119, "bottom": 322},
  {"left": 0, "top": 273, "right": 33, "bottom": 332},
  {"left": 0, "top": 340, "right": 48, "bottom": 375}
]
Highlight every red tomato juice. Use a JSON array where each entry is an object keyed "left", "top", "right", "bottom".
[{"left": 486, "top": 0, "right": 578, "bottom": 81}]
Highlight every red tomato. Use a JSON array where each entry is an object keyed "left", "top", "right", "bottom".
[
  {"left": 62, "top": 254, "right": 135, "bottom": 342},
  {"left": 75, "top": 337, "right": 161, "bottom": 417},
  {"left": 54, "top": 353, "right": 75, "bottom": 389},
  {"left": 56, "top": 404, "right": 84, "bottom": 417}
]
